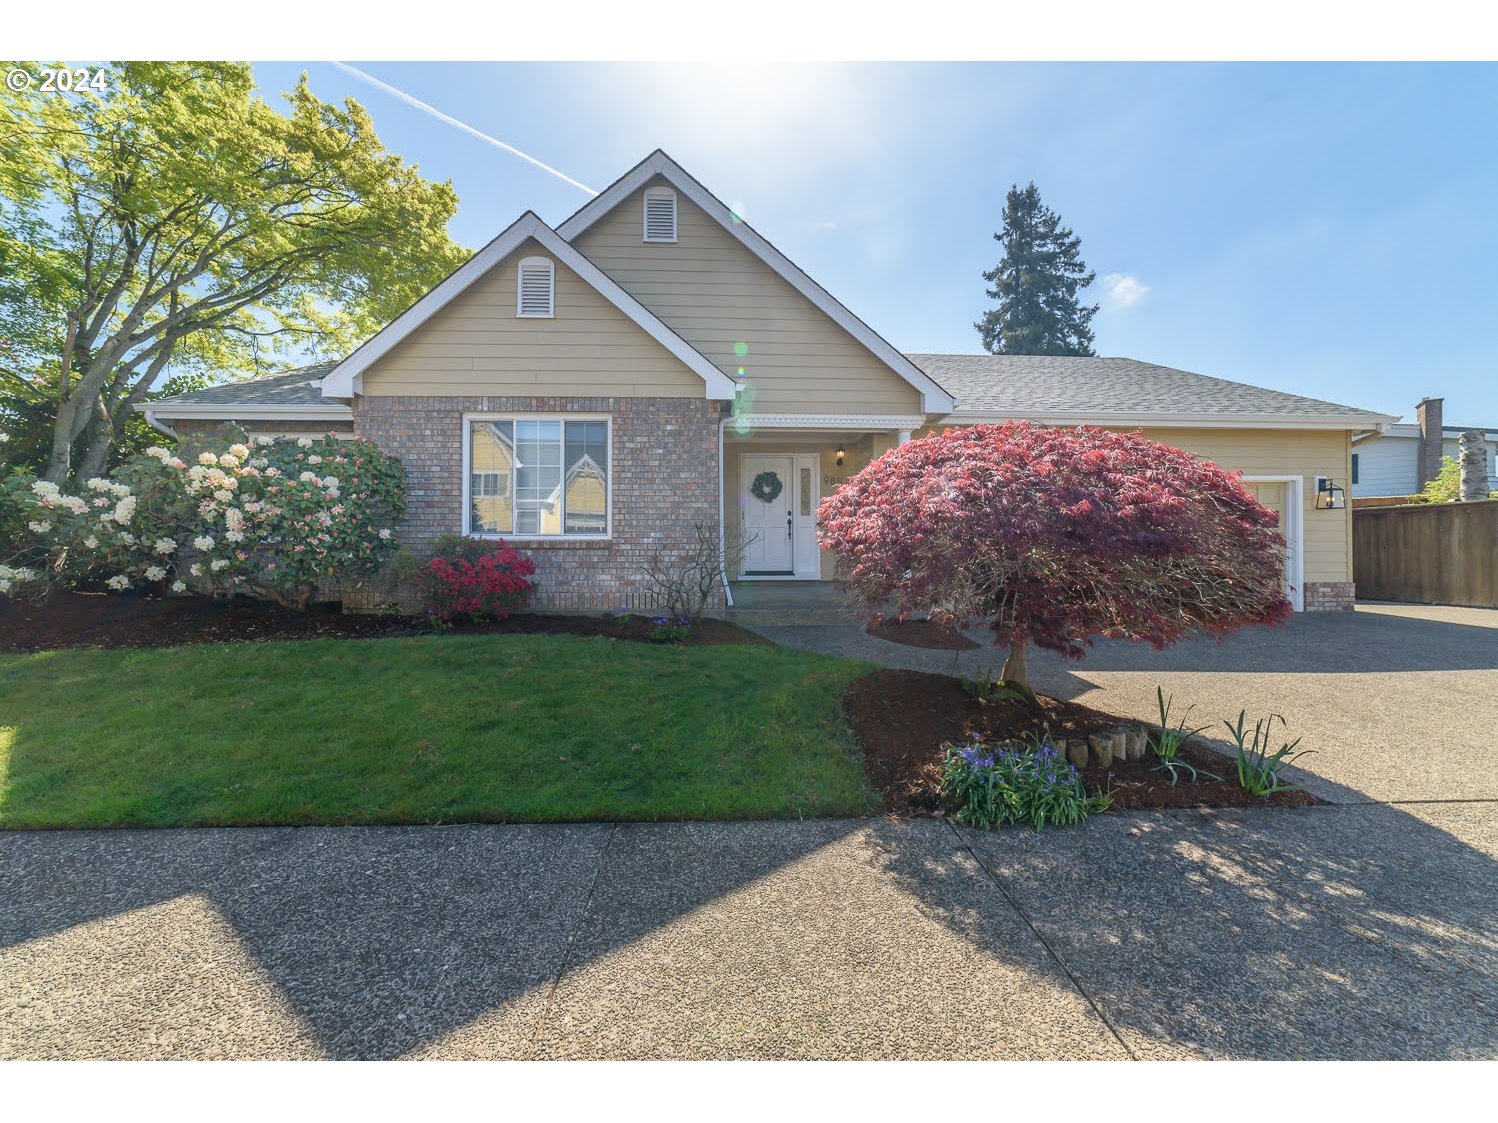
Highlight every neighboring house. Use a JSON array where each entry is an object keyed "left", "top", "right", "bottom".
[
  {"left": 143, "top": 150, "right": 1397, "bottom": 612},
  {"left": 1350, "top": 397, "right": 1498, "bottom": 498}
]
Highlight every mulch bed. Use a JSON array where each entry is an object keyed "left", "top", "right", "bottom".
[
  {"left": 842, "top": 668, "right": 1316, "bottom": 814},
  {"left": 0, "top": 591, "right": 769, "bottom": 652},
  {"left": 866, "top": 619, "right": 979, "bottom": 650}
]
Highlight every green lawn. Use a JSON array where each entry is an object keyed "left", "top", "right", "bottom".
[{"left": 0, "top": 634, "right": 880, "bottom": 829}]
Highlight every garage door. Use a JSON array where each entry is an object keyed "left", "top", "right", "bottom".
[{"left": 1243, "top": 481, "right": 1293, "bottom": 606}]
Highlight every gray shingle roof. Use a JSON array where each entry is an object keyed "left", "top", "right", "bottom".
[
  {"left": 908, "top": 354, "right": 1394, "bottom": 424},
  {"left": 149, "top": 363, "right": 338, "bottom": 409}
]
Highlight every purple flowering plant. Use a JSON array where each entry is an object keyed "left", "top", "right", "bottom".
[{"left": 943, "top": 733, "right": 1110, "bottom": 830}]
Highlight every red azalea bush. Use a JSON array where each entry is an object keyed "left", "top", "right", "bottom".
[
  {"left": 419, "top": 535, "right": 535, "bottom": 625},
  {"left": 818, "top": 422, "right": 1293, "bottom": 689}
]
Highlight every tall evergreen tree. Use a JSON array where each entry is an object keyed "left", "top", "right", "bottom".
[{"left": 975, "top": 183, "right": 1098, "bottom": 356}]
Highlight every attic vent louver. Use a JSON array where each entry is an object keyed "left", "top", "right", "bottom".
[
  {"left": 643, "top": 186, "right": 677, "bottom": 243},
  {"left": 516, "top": 256, "right": 554, "bottom": 317}
]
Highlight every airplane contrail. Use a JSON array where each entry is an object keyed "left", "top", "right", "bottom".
[{"left": 331, "top": 62, "right": 599, "bottom": 197}]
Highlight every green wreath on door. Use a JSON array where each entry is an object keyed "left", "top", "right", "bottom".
[{"left": 750, "top": 470, "right": 784, "bottom": 503}]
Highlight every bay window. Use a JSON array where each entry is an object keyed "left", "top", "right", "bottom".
[{"left": 466, "top": 416, "right": 610, "bottom": 538}]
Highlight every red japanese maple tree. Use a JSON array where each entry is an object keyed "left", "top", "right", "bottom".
[{"left": 818, "top": 422, "right": 1293, "bottom": 691}]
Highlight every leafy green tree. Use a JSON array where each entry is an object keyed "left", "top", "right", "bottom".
[
  {"left": 0, "top": 61, "right": 466, "bottom": 483},
  {"left": 975, "top": 183, "right": 1098, "bottom": 356},
  {"left": 1419, "top": 455, "right": 1498, "bottom": 502}
]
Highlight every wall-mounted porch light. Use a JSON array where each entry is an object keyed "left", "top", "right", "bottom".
[
  {"left": 835, "top": 444, "right": 846, "bottom": 467},
  {"left": 1314, "top": 477, "right": 1346, "bottom": 510}
]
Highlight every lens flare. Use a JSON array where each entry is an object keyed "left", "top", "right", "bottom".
[{"left": 733, "top": 342, "right": 750, "bottom": 358}]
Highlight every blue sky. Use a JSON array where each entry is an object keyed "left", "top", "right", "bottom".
[{"left": 253, "top": 61, "right": 1498, "bottom": 424}]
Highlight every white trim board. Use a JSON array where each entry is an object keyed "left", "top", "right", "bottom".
[
  {"left": 320, "top": 211, "right": 737, "bottom": 402},
  {"left": 1241, "top": 474, "right": 1305, "bottom": 613},
  {"left": 557, "top": 151, "right": 956, "bottom": 416},
  {"left": 142, "top": 403, "right": 352, "bottom": 421},
  {"left": 728, "top": 414, "right": 927, "bottom": 431}
]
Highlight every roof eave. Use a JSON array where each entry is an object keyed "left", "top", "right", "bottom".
[
  {"left": 137, "top": 402, "right": 354, "bottom": 421},
  {"left": 938, "top": 409, "right": 1401, "bottom": 431}
]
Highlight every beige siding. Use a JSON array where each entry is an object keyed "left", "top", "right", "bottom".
[
  {"left": 918, "top": 424, "right": 1355, "bottom": 584},
  {"left": 362, "top": 238, "right": 705, "bottom": 398},
  {"left": 572, "top": 179, "right": 922, "bottom": 415}
]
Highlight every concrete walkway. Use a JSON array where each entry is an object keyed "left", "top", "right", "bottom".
[{"left": 2, "top": 602, "right": 1494, "bottom": 1060}]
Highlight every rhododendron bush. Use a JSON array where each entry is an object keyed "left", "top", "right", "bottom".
[
  {"left": 818, "top": 422, "right": 1292, "bottom": 690},
  {"left": 1, "top": 433, "right": 407, "bottom": 609}
]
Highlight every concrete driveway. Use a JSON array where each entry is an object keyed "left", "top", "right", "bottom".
[{"left": 2, "top": 603, "right": 1495, "bottom": 1060}]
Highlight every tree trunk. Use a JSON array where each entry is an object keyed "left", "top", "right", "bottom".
[
  {"left": 74, "top": 415, "right": 118, "bottom": 483},
  {"left": 1001, "top": 640, "right": 1030, "bottom": 693}
]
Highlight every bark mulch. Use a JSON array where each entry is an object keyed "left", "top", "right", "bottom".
[
  {"left": 842, "top": 668, "right": 1316, "bottom": 815},
  {"left": 866, "top": 619, "right": 979, "bottom": 650},
  {"left": 0, "top": 592, "right": 769, "bottom": 652}
]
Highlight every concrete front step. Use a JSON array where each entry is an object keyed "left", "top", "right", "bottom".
[{"left": 711, "top": 607, "right": 868, "bottom": 627}]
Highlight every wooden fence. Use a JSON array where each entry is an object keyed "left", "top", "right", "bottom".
[{"left": 1353, "top": 499, "right": 1498, "bottom": 608}]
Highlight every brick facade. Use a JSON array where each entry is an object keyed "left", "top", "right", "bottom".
[
  {"left": 1304, "top": 581, "right": 1356, "bottom": 611},
  {"left": 352, "top": 395, "right": 727, "bottom": 612}
]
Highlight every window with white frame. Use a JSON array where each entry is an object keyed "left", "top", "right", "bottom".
[
  {"left": 466, "top": 417, "right": 610, "bottom": 537},
  {"left": 643, "top": 186, "right": 677, "bottom": 242},
  {"left": 516, "top": 256, "right": 554, "bottom": 317}
]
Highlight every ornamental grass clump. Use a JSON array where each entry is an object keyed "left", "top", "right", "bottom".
[
  {"left": 1224, "top": 710, "right": 1314, "bottom": 797},
  {"left": 942, "top": 736, "right": 1111, "bottom": 830}
]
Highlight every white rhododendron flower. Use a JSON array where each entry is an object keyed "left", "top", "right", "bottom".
[
  {"left": 63, "top": 496, "right": 89, "bottom": 514},
  {"left": 228, "top": 443, "right": 249, "bottom": 458},
  {"left": 189, "top": 563, "right": 203, "bottom": 576},
  {"left": 144, "top": 565, "right": 166, "bottom": 581},
  {"left": 321, "top": 476, "right": 339, "bottom": 489},
  {"left": 198, "top": 452, "right": 218, "bottom": 465},
  {"left": 210, "top": 558, "right": 229, "bottom": 572},
  {"left": 218, "top": 454, "right": 241, "bottom": 470},
  {"left": 154, "top": 537, "right": 176, "bottom": 554},
  {"left": 307, "top": 454, "right": 322, "bottom": 464},
  {"left": 255, "top": 436, "right": 274, "bottom": 446},
  {"left": 213, "top": 489, "right": 233, "bottom": 502},
  {"left": 118, "top": 531, "right": 135, "bottom": 544},
  {"left": 106, "top": 574, "right": 130, "bottom": 590},
  {"left": 168, "top": 457, "right": 187, "bottom": 470},
  {"left": 297, "top": 436, "right": 313, "bottom": 447},
  {"left": 83, "top": 535, "right": 99, "bottom": 549},
  {"left": 378, "top": 528, "right": 392, "bottom": 540},
  {"left": 264, "top": 467, "right": 280, "bottom": 478},
  {"left": 171, "top": 580, "right": 187, "bottom": 592},
  {"left": 193, "top": 535, "right": 215, "bottom": 550},
  {"left": 225, "top": 530, "right": 244, "bottom": 543},
  {"left": 92, "top": 497, "right": 109, "bottom": 508},
  {"left": 112, "top": 496, "right": 136, "bottom": 524},
  {"left": 28, "top": 520, "right": 51, "bottom": 533},
  {"left": 145, "top": 446, "right": 170, "bottom": 460},
  {"left": 85, "top": 478, "right": 111, "bottom": 492},
  {"left": 298, "top": 471, "right": 318, "bottom": 483},
  {"left": 109, "top": 482, "right": 131, "bottom": 498}
]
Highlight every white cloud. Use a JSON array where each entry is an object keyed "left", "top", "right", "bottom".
[{"left": 1101, "top": 272, "right": 1149, "bottom": 309}]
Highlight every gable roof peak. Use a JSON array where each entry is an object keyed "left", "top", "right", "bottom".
[{"left": 556, "top": 151, "right": 955, "bottom": 414}]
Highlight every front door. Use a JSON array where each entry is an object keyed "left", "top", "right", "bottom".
[{"left": 741, "top": 454, "right": 795, "bottom": 574}]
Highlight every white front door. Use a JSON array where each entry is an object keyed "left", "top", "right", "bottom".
[{"left": 741, "top": 454, "right": 795, "bottom": 574}]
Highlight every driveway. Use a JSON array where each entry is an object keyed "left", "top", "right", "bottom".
[{"left": 2, "top": 603, "right": 1495, "bottom": 1060}]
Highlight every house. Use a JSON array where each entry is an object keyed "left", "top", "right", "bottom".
[
  {"left": 1350, "top": 397, "right": 1498, "bottom": 498},
  {"left": 142, "top": 150, "right": 1397, "bottom": 613}
]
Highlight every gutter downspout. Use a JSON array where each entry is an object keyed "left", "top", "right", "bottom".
[
  {"left": 718, "top": 416, "right": 733, "bottom": 607},
  {"left": 143, "top": 410, "right": 177, "bottom": 440}
]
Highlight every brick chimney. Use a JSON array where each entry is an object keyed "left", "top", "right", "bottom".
[{"left": 1415, "top": 397, "right": 1444, "bottom": 489}]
